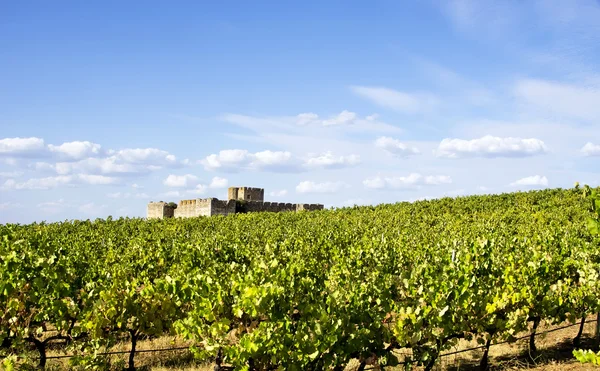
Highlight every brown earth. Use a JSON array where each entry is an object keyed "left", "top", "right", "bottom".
[{"left": 39, "top": 316, "right": 600, "bottom": 370}]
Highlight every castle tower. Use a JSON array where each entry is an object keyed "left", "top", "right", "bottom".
[
  {"left": 147, "top": 201, "right": 176, "bottom": 219},
  {"left": 227, "top": 187, "right": 264, "bottom": 202}
]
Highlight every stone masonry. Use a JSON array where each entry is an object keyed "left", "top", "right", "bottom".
[
  {"left": 147, "top": 186, "right": 324, "bottom": 219},
  {"left": 227, "top": 187, "right": 264, "bottom": 202}
]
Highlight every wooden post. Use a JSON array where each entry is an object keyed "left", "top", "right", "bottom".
[{"left": 596, "top": 313, "right": 600, "bottom": 346}]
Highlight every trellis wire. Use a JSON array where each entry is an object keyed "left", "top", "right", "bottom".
[{"left": 27, "top": 318, "right": 596, "bottom": 368}]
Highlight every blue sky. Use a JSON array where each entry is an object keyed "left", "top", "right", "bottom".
[{"left": 1, "top": 0, "right": 600, "bottom": 223}]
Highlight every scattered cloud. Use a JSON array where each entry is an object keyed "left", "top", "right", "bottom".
[
  {"left": 0, "top": 201, "right": 22, "bottom": 210},
  {"left": 303, "top": 151, "right": 360, "bottom": 169},
  {"left": 581, "top": 142, "right": 600, "bottom": 156},
  {"left": 0, "top": 171, "right": 23, "bottom": 178},
  {"left": 351, "top": 86, "right": 438, "bottom": 113},
  {"left": 2, "top": 174, "right": 118, "bottom": 190},
  {"left": 79, "top": 202, "right": 107, "bottom": 215},
  {"left": 200, "top": 149, "right": 296, "bottom": 172},
  {"left": 363, "top": 173, "right": 452, "bottom": 190},
  {"left": 296, "top": 181, "right": 349, "bottom": 194},
  {"left": 159, "top": 190, "right": 181, "bottom": 198},
  {"left": 294, "top": 110, "right": 361, "bottom": 126},
  {"left": 515, "top": 79, "right": 600, "bottom": 122},
  {"left": 185, "top": 184, "right": 208, "bottom": 195},
  {"left": 269, "top": 189, "right": 288, "bottom": 197},
  {"left": 110, "top": 148, "right": 177, "bottom": 166},
  {"left": 36, "top": 146, "right": 182, "bottom": 176},
  {"left": 37, "top": 199, "right": 72, "bottom": 214},
  {"left": 510, "top": 175, "right": 549, "bottom": 187},
  {"left": 435, "top": 135, "right": 548, "bottom": 158},
  {"left": 163, "top": 174, "right": 199, "bottom": 188},
  {"left": 374, "top": 137, "right": 420, "bottom": 157},
  {"left": 48, "top": 141, "right": 103, "bottom": 160},
  {"left": 209, "top": 176, "right": 229, "bottom": 189},
  {"left": 221, "top": 111, "right": 403, "bottom": 134},
  {"left": 106, "top": 192, "right": 149, "bottom": 199},
  {"left": 0, "top": 137, "right": 46, "bottom": 157},
  {"left": 202, "top": 149, "right": 361, "bottom": 172}
]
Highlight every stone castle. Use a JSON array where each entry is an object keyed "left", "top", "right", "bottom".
[{"left": 147, "top": 186, "right": 324, "bottom": 219}]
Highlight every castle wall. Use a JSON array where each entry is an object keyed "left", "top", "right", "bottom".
[
  {"left": 147, "top": 202, "right": 175, "bottom": 219},
  {"left": 296, "top": 203, "right": 325, "bottom": 211},
  {"left": 147, "top": 187, "right": 323, "bottom": 219},
  {"left": 244, "top": 201, "right": 322, "bottom": 213},
  {"left": 174, "top": 199, "right": 211, "bottom": 218},
  {"left": 210, "top": 199, "right": 236, "bottom": 216}
]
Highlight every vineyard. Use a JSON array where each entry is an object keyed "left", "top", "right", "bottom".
[{"left": 1, "top": 186, "right": 600, "bottom": 370}]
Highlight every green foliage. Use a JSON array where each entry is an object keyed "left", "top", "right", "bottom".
[
  {"left": 574, "top": 349, "right": 600, "bottom": 365},
  {"left": 1, "top": 187, "right": 600, "bottom": 370}
]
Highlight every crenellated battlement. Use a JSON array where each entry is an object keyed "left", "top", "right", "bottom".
[
  {"left": 228, "top": 186, "right": 264, "bottom": 202},
  {"left": 147, "top": 186, "right": 323, "bottom": 219}
]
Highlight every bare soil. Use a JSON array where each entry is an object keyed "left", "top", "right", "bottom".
[{"left": 40, "top": 317, "right": 599, "bottom": 370}]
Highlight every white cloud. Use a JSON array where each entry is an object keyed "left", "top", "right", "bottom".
[
  {"left": 185, "top": 184, "right": 208, "bottom": 195},
  {"left": 0, "top": 158, "right": 18, "bottom": 166},
  {"left": 269, "top": 189, "right": 288, "bottom": 197},
  {"left": 201, "top": 149, "right": 248, "bottom": 170},
  {"left": 4, "top": 176, "right": 70, "bottom": 190},
  {"left": 200, "top": 149, "right": 296, "bottom": 172},
  {"left": 363, "top": 173, "right": 452, "bottom": 190},
  {"left": 37, "top": 199, "right": 71, "bottom": 214},
  {"left": 221, "top": 111, "right": 403, "bottom": 134},
  {"left": 515, "top": 79, "right": 600, "bottom": 122},
  {"left": 0, "top": 201, "right": 22, "bottom": 210},
  {"left": 303, "top": 151, "right": 360, "bottom": 169},
  {"left": 294, "top": 110, "right": 359, "bottom": 126},
  {"left": 48, "top": 141, "right": 103, "bottom": 160},
  {"left": 106, "top": 192, "right": 149, "bottom": 199},
  {"left": 79, "top": 202, "right": 107, "bottom": 215},
  {"left": 510, "top": 175, "right": 549, "bottom": 187},
  {"left": 0, "top": 137, "right": 46, "bottom": 157},
  {"left": 36, "top": 146, "right": 182, "bottom": 176},
  {"left": 351, "top": 86, "right": 438, "bottom": 113},
  {"left": 374, "top": 137, "right": 420, "bottom": 157},
  {"left": 203, "top": 149, "right": 361, "bottom": 172},
  {"left": 3, "top": 174, "right": 118, "bottom": 190},
  {"left": 435, "top": 135, "right": 548, "bottom": 158},
  {"left": 131, "top": 183, "right": 143, "bottom": 189},
  {"left": 252, "top": 150, "right": 293, "bottom": 168},
  {"left": 581, "top": 142, "right": 600, "bottom": 156},
  {"left": 112, "top": 148, "right": 177, "bottom": 165},
  {"left": 161, "top": 176, "right": 227, "bottom": 196},
  {"left": 321, "top": 110, "right": 357, "bottom": 126},
  {"left": 209, "top": 176, "right": 228, "bottom": 189},
  {"left": 296, "top": 113, "right": 320, "bottom": 125},
  {"left": 78, "top": 174, "right": 119, "bottom": 185},
  {"left": 163, "top": 174, "right": 199, "bottom": 188},
  {"left": 160, "top": 190, "right": 181, "bottom": 198},
  {"left": 0, "top": 171, "right": 23, "bottom": 178},
  {"left": 296, "top": 181, "right": 349, "bottom": 194}
]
